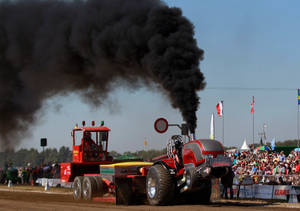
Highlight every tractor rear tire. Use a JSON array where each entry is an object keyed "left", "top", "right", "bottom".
[
  {"left": 73, "top": 176, "right": 84, "bottom": 200},
  {"left": 146, "top": 164, "right": 175, "bottom": 205},
  {"left": 82, "top": 176, "right": 97, "bottom": 200}
]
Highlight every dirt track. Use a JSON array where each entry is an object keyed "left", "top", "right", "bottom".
[{"left": 0, "top": 187, "right": 299, "bottom": 211}]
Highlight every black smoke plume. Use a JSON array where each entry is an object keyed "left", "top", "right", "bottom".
[{"left": 0, "top": 0, "right": 205, "bottom": 150}]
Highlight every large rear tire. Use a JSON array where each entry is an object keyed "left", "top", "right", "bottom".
[
  {"left": 73, "top": 176, "right": 84, "bottom": 200},
  {"left": 82, "top": 176, "right": 97, "bottom": 200},
  {"left": 146, "top": 164, "right": 175, "bottom": 205}
]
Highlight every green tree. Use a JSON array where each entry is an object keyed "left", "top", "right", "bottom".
[{"left": 109, "top": 150, "right": 121, "bottom": 159}]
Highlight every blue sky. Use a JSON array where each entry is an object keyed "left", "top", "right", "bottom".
[{"left": 20, "top": 0, "right": 300, "bottom": 152}]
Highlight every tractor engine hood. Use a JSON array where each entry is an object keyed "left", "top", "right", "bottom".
[
  {"left": 183, "top": 139, "right": 224, "bottom": 166},
  {"left": 183, "top": 139, "right": 232, "bottom": 179}
]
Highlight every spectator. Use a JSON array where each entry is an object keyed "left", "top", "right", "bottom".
[
  {"left": 221, "top": 168, "right": 235, "bottom": 199},
  {"left": 226, "top": 148, "right": 300, "bottom": 185}
]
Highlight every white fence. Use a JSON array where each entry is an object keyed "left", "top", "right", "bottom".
[{"left": 36, "top": 178, "right": 72, "bottom": 188}]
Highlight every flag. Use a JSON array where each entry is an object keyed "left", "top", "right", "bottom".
[
  {"left": 216, "top": 101, "right": 223, "bottom": 117},
  {"left": 271, "top": 137, "right": 275, "bottom": 150},
  {"left": 298, "top": 89, "right": 300, "bottom": 105},
  {"left": 209, "top": 113, "right": 215, "bottom": 140},
  {"left": 251, "top": 96, "right": 255, "bottom": 114},
  {"left": 144, "top": 140, "right": 148, "bottom": 146}
]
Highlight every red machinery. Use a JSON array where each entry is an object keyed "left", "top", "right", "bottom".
[
  {"left": 60, "top": 121, "right": 113, "bottom": 183},
  {"left": 70, "top": 118, "right": 232, "bottom": 206},
  {"left": 143, "top": 118, "right": 232, "bottom": 205}
]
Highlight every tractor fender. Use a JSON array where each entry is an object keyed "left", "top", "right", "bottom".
[{"left": 153, "top": 161, "right": 170, "bottom": 170}]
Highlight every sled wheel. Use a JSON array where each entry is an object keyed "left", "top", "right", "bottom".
[
  {"left": 82, "top": 176, "right": 97, "bottom": 200},
  {"left": 93, "top": 176, "right": 105, "bottom": 197},
  {"left": 73, "top": 176, "right": 84, "bottom": 200}
]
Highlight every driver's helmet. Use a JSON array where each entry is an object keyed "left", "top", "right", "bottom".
[{"left": 174, "top": 140, "right": 182, "bottom": 148}]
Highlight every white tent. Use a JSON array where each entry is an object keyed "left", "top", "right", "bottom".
[{"left": 240, "top": 139, "right": 250, "bottom": 151}]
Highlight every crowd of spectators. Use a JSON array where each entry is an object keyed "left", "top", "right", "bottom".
[
  {"left": 0, "top": 163, "right": 60, "bottom": 185},
  {"left": 226, "top": 149, "right": 300, "bottom": 185}
]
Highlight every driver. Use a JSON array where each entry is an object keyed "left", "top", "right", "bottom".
[
  {"left": 173, "top": 138, "right": 183, "bottom": 169},
  {"left": 84, "top": 132, "right": 97, "bottom": 151}
]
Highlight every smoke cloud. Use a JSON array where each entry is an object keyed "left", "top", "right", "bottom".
[{"left": 0, "top": 0, "right": 205, "bottom": 150}]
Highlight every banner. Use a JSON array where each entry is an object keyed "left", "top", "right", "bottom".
[
  {"left": 251, "top": 96, "right": 255, "bottom": 113},
  {"left": 210, "top": 113, "right": 215, "bottom": 140},
  {"left": 253, "top": 184, "right": 273, "bottom": 199},
  {"left": 230, "top": 184, "right": 298, "bottom": 202},
  {"left": 216, "top": 101, "right": 223, "bottom": 117},
  {"left": 273, "top": 185, "right": 291, "bottom": 200},
  {"left": 240, "top": 185, "right": 254, "bottom": 198}
]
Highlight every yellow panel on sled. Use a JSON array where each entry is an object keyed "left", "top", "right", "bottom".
[{"left": 100, "top": 162, "right": 153, "bottom": 167}]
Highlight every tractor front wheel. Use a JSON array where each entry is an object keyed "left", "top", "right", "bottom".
[{"left": 146, "top": 164, "right": 175, "bottom": 205}]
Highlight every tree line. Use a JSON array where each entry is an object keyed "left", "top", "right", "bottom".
[
  {"left": 0, "top": 147, "right": 166, "bottom": 168},
  {"left": 0, "top": 147, "right": 72, "bottom": 168}
]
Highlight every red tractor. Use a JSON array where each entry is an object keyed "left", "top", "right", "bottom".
[
  {"left": 60, "top": 121, "right": 113, "bottom": 185},
  {"left": 145, "top": 118, "right": 232, "bottom": 205},
  {"left": 68, "top": 118, "right": 232, "bottom": 205}
]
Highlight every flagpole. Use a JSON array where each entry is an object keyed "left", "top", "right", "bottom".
[
  {"left": 252, "top": 96, "right": 255, "bottom": 146},
  {"left": 222, "top": 100, "right": 224, "bottom": 145},
  {"left": 253, "top": 110, "right": 254, "bottom": 145},
  {"left": 297, "top": 89, "right": 299, "bottom": 147},
  {"left": 297, "top": 104, "right": 299, "bottom": 147}
]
